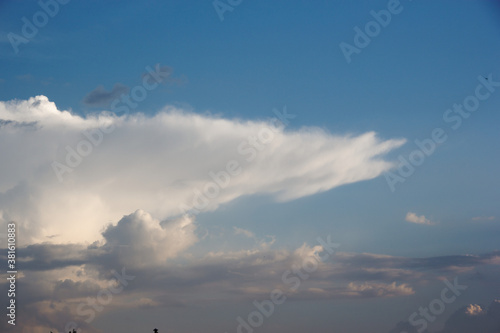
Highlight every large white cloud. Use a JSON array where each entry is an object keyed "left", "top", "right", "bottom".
[{"left": 0, "top": 95, "right": 405, "bottom": 244}]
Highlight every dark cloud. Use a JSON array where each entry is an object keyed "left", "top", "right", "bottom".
[
  {"left": 0, "top": 119, "right": 38, "bottom": 129},
  {"left": 13, "top": 243, "right": 88, "bottom": 271},
  {"left": 81, "top": 64, "right": 181, "bottom": 108},
  {"left": 52, "top": 279, "right": 102, "bottom": 301},
  {"left": 82, "top": 83, "right": 129, "bottom": 107},
  {"left": 141, "top": 64, "right": 187, "bottom": 86},
  {"left": 334, "top": 252, "right": 500, "bottom": 275},
  {"left": 402, "top": 253, "right": 500, "bottom": 271}
]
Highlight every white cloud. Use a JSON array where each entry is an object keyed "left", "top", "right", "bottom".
[
  {"left": 405, "top": 212, "right": 434, "bottom": 225},
  {"left": 99, "top": 210, "right": 198, "bottom": 268},
  {"left": 0, "top": 96, "right": 406, "bottom": 245}
]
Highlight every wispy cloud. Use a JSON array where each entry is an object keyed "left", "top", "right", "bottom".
[
  {"left": 233, "top": 227, "right": 255, "bottom": 238},
  {"left": 472, "top": 216, "right": 496, "bottom": 221}
]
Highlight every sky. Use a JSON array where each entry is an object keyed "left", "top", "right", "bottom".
[{"left": 0, "top": 0, "right": 500, "bottom": 332}]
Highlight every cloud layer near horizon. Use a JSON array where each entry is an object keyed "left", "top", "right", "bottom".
[
  {"left": 0, "top": 209, "right": 499, "bottom": 333},
  {"left": 0, "top": 95, "right": 405, "bottom": 244}
]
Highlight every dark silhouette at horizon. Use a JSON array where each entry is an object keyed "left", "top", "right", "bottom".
[{"left": 51, "top": 329, "right": 158, "bottom": 333}]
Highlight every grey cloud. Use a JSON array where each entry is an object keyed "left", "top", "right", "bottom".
[
  {"left": 82, "top": 83, "right": 129, "bottom": 107},
  {"left": 0, "top": 119, "right": 38, "bottom": 129},
  {"left": 52, "top": 279, "right": 102, "bottom": 301},
  {"left": 333, "top": 267, "right": 423, "bottom": 282},
  {"left": 334, "top": 252, "right": 500, "bottom": 275},
  {"left": 141, "top": 64, "right": 187, "bottom": 87},
  {"left": 402, "top": 253, "right": 500, "bottom": 271},
  {"left": 13, "top": 243, "right": 88, "bottom": 271}
]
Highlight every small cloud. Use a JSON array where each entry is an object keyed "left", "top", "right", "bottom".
[
  {"left": 0, "top": 78, "right": 5, "bottom": 84},
  {"left": 465, "top": 304, "right": 483, "bottom": 316},
  {"left": 405, "top": 212, "right": 434, "bottom": 225},
  {"left": 233, "top": 226, "right": 255, "bottom": 238},
  {"left": 472, "top": 216, "right": 495, "bottom": 221},
  {"left": 82, "top": 83, "right": 129, "bottom": 107},
  {"left": 142, "top": 64, "right": 187, "bottom": 87}
]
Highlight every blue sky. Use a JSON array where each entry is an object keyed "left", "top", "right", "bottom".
[{"left": 1, "top": 1, "right": 500, "bottom": 333}]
